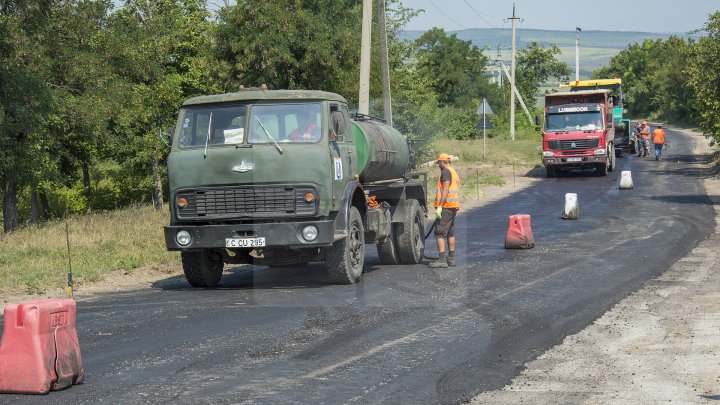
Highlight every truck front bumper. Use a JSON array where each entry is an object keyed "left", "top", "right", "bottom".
[
  {"left": 543, "top": 155, "right": 607, "bottom": 167},
  {"left": 165, "top": 220, "right": 336, "bottom": 251}
]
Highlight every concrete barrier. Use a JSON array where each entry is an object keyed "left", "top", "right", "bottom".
[
  {"left": 505, "top": 214, "right": 535, "bottom": 249},
  {"left": 562, "top": 193, "right": 580, "bottom": 220}
]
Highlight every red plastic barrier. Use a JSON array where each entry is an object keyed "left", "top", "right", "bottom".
[
  {"left": 0, "top": 299, "right": 84, "bottom": 394},
  {"left": 504, "top": 214, "right": 535, "bottom": 249}
]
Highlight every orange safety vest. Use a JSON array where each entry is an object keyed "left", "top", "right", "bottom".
[
  {"left": 289, "top": 122, "right": 318, "bottom": 140},
  {"left": 434, "top": 165, "right": 461, "bottom": 209},
  {"left": 653, "top": 128, "right": 666, "bottom": 144},
  {"left": 640, "top": 125, "right": 651, "bottom": 139}
]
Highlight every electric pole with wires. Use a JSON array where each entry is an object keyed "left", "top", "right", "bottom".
[{"left": 505, "top": 4, "right": 521, "bottom": 141}]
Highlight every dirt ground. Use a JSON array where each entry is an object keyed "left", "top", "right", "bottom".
[{"left": 471, "top": 127, "right": 720, "bottom": 404}]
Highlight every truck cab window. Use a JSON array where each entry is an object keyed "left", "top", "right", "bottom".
[
  {"left": 249, "top": 103, "right": 322, "bottom": 143},
  {"left": 176, "top": 105, "right": 247, "bottom": 148}
]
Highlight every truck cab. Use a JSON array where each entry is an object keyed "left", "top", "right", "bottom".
[{"left": 541, "top": 89, "right": 616, "bottom": 177}]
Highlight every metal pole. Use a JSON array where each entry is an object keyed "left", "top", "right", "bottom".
[
  {"left": 508, "top": 4, "right": 520, "bottom": 141},
  {"left": 377, "top": 0, "right": 392, "bottom": 125},
  {"left": 358, "top": 0, "right": 373, "bottom": 115},
  {"left": 575, "top": 28, "right": 581, "bottom": 82},
  {"left": 482, "top": 99, "right": 486, "bottom": 161}
]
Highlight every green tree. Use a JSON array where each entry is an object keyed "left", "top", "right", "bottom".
[
  {"left": 689, "top": 12, "right": 720, "bottom": 141},
  {"left": 214, "top": 0, "right": 363, "bottom": 98},
  {"left": 515, "top": 42, "right": 569, "bottom": 109},
  {"left": 0, "top": 0, "right": 53, "bottom": 232},
  {"left": 413, "top": 28, "right": 490, "bottom": 107}
]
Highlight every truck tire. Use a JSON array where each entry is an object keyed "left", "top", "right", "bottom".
[
  {"left": 608, "top": 145, "right": 616, "bottom": 172},
  {"left": 377, "top": 226, "right": 400, "bottom": 265},
  {"left": 327, "top": 206, "right": 365, "bottom": 284},
  {"left": 597, "top": 162, "right": 608, "bottom": 176},
  {"left": 181, "top": 250, "right": 223, "bottom": 287},
  {"left": 395, "top": 199, "right": 425, "bottom": 264}
]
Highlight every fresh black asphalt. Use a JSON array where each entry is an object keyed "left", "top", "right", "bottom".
[{"left": 2, "top": 128, "right": 715, "bottom": 404}]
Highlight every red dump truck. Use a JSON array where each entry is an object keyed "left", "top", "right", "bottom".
[{"left": 541, "top": 89, "right": 616, "bottom": 177}]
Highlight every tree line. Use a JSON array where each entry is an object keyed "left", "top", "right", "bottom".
[
  {"left": 592, "top": 11, "right": 720, "bottom": 136},
  {"left": 0, "top": 0, "right": 588, "bottom": 233}
]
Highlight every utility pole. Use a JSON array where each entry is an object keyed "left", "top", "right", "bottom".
[
  {"left": 506, "top": 4, "right": 521, "bottom": 141},
  {"left": 377, "top": 0, "right": 392, "bottom": 125},
  {"left": 358, "top": 0, "right": 372, "bottom": 115},
  {"left": 495, "top": 44, "right": 503, "bottom": 87},
  {"left": 575, "top": 27, "right": 582, "bottom": 82}
]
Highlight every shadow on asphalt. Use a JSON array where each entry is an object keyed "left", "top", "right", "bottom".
[{"left": 151, "top": 255, "right": 386, "bottom": 292}]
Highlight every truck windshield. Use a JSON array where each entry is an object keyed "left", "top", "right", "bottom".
[
  {"left": 249, "top": 103, "right": 322, "bottom": 143},
  {"left": 176, "top": 104, "right": 247, "bottom": 148},
  {"left": 546, "top": 112, "right": 603, "bottom": 132}
]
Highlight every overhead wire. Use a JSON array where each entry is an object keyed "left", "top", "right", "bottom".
[
  {"left": 426, "top": 0, "right": 470, "bottom": 30},
  {"left": 461, "top": 0, "right": 499, "bottom": 28}
]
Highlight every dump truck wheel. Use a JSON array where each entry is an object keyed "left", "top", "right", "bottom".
[
  {"left": 608, "top": 146, "right": 616, "bottom": 172},
  {"left": 181, "top": 250, "right": 223, "bottom": 287},
  {"left": 327, "top": 206, "right": 365, "bottom": 284},
  {"left": 597, "top": 162, "right": 608, "bottom": 176},
  {"left": 395, "top": 199, "right": 425, "bottom": 264},
  {"left": 377, "top": 225, "right": 400, "bottom": 265}
]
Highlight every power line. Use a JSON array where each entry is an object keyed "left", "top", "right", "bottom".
[
  {"left": 426, "top": 0, "right": 470, "bottom": 30},
  {"left": 461, "top": 0, "right": 499, "bottom": 28}
]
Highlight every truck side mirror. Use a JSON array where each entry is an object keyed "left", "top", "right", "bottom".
[
  {"left": 160, "top": 125, "right": 174, "bottom": 147},
  {"left": 331, "top": 111, "right": 346, "bottom": 141}
]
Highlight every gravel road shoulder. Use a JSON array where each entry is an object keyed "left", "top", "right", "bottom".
[{"left": 471, "top": 127, "right": 720, "bottom": 404}]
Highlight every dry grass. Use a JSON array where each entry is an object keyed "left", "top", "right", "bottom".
[{"left": 0, "top": 205, "right": 177, "bottom": 294}]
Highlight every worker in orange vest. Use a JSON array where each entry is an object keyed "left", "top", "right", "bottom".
[
  {"left": 429, "top": 153, "right": 461, "bottom": 268},
  {"left": 637, "top": 120, "right": 651, "bottom": 157},
  {"left": 652, "top": 124, "right": 667, "bottom": 161}
]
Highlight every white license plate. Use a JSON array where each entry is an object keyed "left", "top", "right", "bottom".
[
  {"left": 225, "top": 237, "right": 266, "bottom": 248},
  {"left": 567, "top": 157, "right": 582, "bottom": 162}
]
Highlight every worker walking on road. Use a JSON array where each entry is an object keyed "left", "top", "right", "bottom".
[
  {"left": 652, "top": 124, "right": 667, "bottom": 161},
  {"left": 638, "top": 120, "right": 651, "bottom": 157},
  {"left": 429, "top": 153, "right": 461, "bottom": 268}
]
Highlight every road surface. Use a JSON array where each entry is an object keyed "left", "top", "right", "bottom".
[{"left": 2, "top": 128, "right": 714, "bottom": 404}]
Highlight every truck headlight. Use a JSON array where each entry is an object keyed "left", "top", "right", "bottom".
[
  {"left": 301, "top": 225, "right": 318, "bottom": 242},
  {"left": 543, "top": 151, "right": 555, "bottom": 157},
  {"left": 594, "top": 148, "right": 607, "bottom": 155},
  {"left": 176, "top": 230, "right": 192, "bottom": 246}
]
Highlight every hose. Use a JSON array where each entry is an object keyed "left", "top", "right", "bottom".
[{"left": 422, "top": 219, "right": 440, "bottom": 260}]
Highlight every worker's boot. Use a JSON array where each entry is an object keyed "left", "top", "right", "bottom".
[
  {"left": 446, "top": 255, "right": 456, "bottom": 267},
  {"left": 428, "top": 257, "right": 448, "bottom": 268}
]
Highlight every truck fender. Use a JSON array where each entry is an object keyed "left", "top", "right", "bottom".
[{"left": 333, "top": 180, "right": 365, "bottom": 241}]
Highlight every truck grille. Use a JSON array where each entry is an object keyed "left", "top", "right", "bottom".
[
  {"left": 175, "top": 185, "right": 316, "bottom": 219},
  {"left": 548, "top": 139, "right": 599, "bottom": 150}
]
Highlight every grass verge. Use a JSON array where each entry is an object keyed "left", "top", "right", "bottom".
[{"left": 0, "top": 205, "right": 177, "bottom": 295}]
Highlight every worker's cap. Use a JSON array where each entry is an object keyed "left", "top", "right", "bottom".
[
  {"left": 436, "top": 153, "right": 452, "bottom": 162},
  {"left": 657, "top": 124, "right": 663, "bottom": 128}
]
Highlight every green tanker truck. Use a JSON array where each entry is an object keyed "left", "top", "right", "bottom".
[{"left": 163, "top": 89, "right": 428, "bottom": 286}]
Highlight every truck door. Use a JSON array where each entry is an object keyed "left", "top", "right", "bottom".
[{"left": 329, "top": 103, "right": 355, "bottom": 210}]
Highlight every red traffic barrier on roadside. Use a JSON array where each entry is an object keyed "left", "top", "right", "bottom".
[
  {"left": 504, "top": 214, "right": 535, "bottom": 249},
  {"left": 0, "top": 299, "right": 84, "bottom": 394}
]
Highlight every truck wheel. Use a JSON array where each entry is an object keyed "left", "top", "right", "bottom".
[
  {"left": 597, "top": 163, "right": 608, "bottom": 176},
  {"left": 395, "top": 199, "right": 425, "bottom": 264},
  {"left": 377, "top": 226, "right": 400, "bottom": 265},
  {"left": 327, "top": 206, "right": 365, "bottom": 284},
  {"left": 181, "top": 250, "right": 223, "bottom": 287},
  {"left": 608, "top": 145, "right": 616, "bottom": 172}
]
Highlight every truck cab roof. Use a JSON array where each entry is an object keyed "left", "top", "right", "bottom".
[{"left": 182, "top": 89, "right": 348, "bottom": 106}]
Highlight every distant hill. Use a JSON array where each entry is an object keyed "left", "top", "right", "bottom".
[{"left": 399, "top": 28, "right": 682, "bottom": 78}]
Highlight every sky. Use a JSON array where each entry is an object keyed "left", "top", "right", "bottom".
[{"left": 397, "top": 0, "right": 719, "bottom": 33}]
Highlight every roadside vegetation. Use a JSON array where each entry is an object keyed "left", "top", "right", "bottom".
[{"left": 0, "top": 205, "right": 175, "bottom": 295}]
